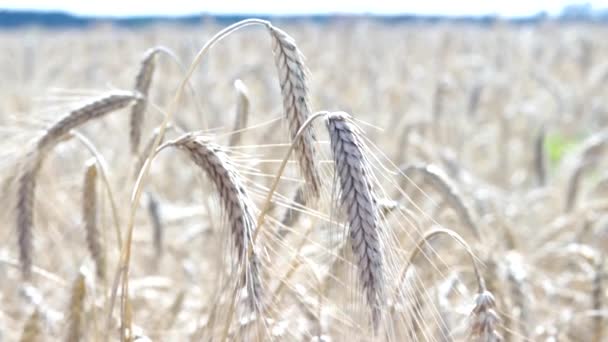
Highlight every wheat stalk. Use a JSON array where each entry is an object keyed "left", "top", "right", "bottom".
[
  {"left": 399, "top": 164, "right": 481, "bottom": 239},
  {"left": 268, "top": 24, "right": 321, "bottom": 200},
  {"left": 325, "top": 111, "right": 384, "bottom": 330},
  {"left": 82, "top": 159, "right": 105, "bottom": 280},
  {"left": 394, "top": 228, "right": 484, "bottom": 309},
  {"left": 164, "top": 134, "right": 263, "bottom": 309}
]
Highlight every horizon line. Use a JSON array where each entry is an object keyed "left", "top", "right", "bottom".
[{"left": 0, "top": 8, "right": 590, "bottom": 19}]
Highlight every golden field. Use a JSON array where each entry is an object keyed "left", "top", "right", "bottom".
[{"left": 0, "top": 19, "right": 607, "bottom": 341}]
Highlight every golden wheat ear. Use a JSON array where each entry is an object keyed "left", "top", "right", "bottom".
[
  {"left": 82, "top": 159, "right": 106, "bottom": 281},
  {"left": 16, "top": 91, "right": 138, "bottom": 280},
  {"left": 163, "top": 134, "right": 263, "bottom": 310},
  {"left": 66, "top": 272, "right": 86, "bottom": 342}
]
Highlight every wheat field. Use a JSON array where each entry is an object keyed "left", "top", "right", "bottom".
[{"left": 0, "top": 19, "right": 607, "bottom": 341}]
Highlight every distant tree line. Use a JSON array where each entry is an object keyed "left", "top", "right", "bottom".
[{"left": 1, "top": 4, "right": 607, "bottom": 29}]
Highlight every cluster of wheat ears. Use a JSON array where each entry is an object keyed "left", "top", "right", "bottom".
[{"left": 1, "top": 19, "right": 607, "bottom": 341}]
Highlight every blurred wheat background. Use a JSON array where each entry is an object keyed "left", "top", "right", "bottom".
[{"left": 1, "top": 18, "right": 608, "bottom": 341}]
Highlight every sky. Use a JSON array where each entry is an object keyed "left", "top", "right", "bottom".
[{"left": 1, "top": 0, "right": 608, "bottom": 17}]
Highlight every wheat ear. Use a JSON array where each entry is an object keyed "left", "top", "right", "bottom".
[
  {"left": 469, "top": 289, "right": 503, "bottom": 342},
  {"left": 37, "top": 91, "right": 139, "bottom": 153},
  {"left": 165, "top": 134, "right": 262, "bottom": 309},
  {"left": 534, "top": 126, "right": 547, "bottom": 186},
  {"left": 66, "top": 272, "right": 86, "bottom": 342},
  {"left": 19, "top": 309, "right": 41, "bottom": 342},
  {"left": 130, "top": 47, "right": 159, "bottom": 154},
  {"left": 467, "top": 82, "right": 483, "bottom": 117},
  {"left": 146, "top": 192, "right": 163, "bottom": 259},
  {"left": 82, "top": 159, "right": 105, "bottom": 280},
  {"left": 268, "top": 24, "right": 321, "bottom": 199},
  {"left": 16, "top": 92, "right": 138, "bottom": 279},
  {"left": 326, "top": 112, "right": 384, "bottom": 330},
  {"left": 228, "top": 79, "right": 250, "bottom": 147},
  {"left": 277, "top": 185, "right": 305, "bottom": 239},
  {"left": 16, "top": 154, "right": 42, "bottom": 280}
]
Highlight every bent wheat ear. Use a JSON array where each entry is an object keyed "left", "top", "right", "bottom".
[
  {"left": 326, "top": 112, "right": 384, "bottom": 331},
  {"left": 82, "top": 160, "right": 105, "bottom": 280},
  {"left": 37, "top": 92, "right": 139, "bottom": 153},
  {"left": 130, "top": 48, "right": 159, "bottom": 154},
  {"left": 168, "top": 134, "right": 262, "bottom": 309},
  {"left": 17, "top": 91, "right": 137, "bottom": 279},
  {"left": 229, "top": 79, "right": 250, "bottom": 147},
  {"left": 268, "top": 25, "right": 321, "bottom": 199}
]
